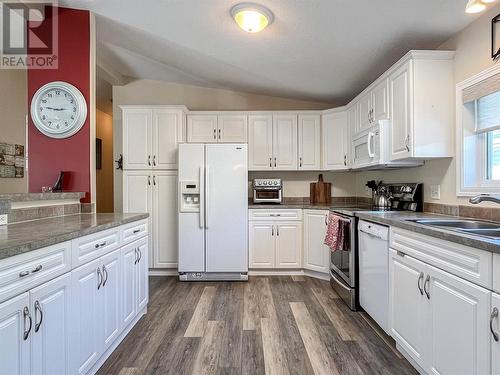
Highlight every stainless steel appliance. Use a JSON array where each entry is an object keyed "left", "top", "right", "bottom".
[
  {"left": 329, "top": 182, "right": 423, "bottom": 310},
  {"left": 252, "top": 178, "right": 282, "bottom": 204}
]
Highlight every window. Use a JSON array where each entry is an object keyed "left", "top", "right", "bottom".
[
  {"left": 458, "top": 66, "right": 500, "bottom": 195},
  {"left": 487, "top": 129, "right": 500, "bottom": 180}
]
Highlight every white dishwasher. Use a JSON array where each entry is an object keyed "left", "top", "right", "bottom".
[{"left": 358, "top": 220, "right": 390, "bottom": 334}]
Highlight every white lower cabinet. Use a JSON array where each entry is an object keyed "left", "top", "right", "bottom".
[
  {"left": 389, "top": 249, "right": 491, "bottom": 375},
  {"left": 249, "top": 218, "right": 302, "bottom": 269},
  {"left": 492, "top": 293, "right": 500, "bottom": 375},
  {"left": 30, "top": 273, "right": 72, "bottom": 375},
  {"left": 100, "top": 250, "right": 122, "bottom": 352},
  {"left": 0, "top": 292, "right": 30, "bottom": 375},
  {"left": 303, "top": 210, "right": 329, "bottom": 274}
]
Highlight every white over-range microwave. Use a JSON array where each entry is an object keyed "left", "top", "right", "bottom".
[{"left": 351, "top": 120, "right": 422, "bottom": 170}]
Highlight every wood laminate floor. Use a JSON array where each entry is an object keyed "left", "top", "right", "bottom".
[{"left": 97, "top": 276, "right": 418, "bottom": 375}]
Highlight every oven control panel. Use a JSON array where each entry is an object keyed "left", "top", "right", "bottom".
[{"left": 253, "top": 178, "right": 282, "bottom": 188}]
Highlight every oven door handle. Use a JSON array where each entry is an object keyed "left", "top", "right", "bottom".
[
  {"left": 330, "top": 272, "right": 351, "bottom": 292},
  {"left": 359, "top": 228, "right": 383, "bottom": 240}
]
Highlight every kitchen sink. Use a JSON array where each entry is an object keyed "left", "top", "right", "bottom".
[
  {"left": 407, "top": 219, "right": 499, "bottom": 230},
  {"left": 406, "top": 219, "right": 500, "bottom": 240}
]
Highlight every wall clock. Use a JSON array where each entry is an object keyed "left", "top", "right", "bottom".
[{"left": 30, "top": 81, "right": 87, "bottom": 139}]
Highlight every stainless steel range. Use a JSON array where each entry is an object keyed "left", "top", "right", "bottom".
[
  {"left": 252, "top": 178, "right": 282, "bottom": 204},
  {"left": 329, "top": 182, "right": 423, "bottom": 310}
]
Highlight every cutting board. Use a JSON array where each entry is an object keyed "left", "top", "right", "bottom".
[{"left": 310, "top": 174, "right": 331, "bottom": 204}]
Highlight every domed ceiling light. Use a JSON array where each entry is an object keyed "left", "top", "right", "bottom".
[
  {"left": 465, "top": 0, "right": 489, "bottom": 13},
  {"left": 231, "top": 3, "right": 274, "bottom": 33}
]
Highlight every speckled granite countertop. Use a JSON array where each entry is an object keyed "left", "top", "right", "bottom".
[
  {"left": 0, "top": 192, "right": 85, "bottom": 201},
  {"left": 355, "top": 211, "right": 500, "bottom": 253},
  {"left": 0, "top": 213, "right": 149, "bottom": 261},
  {"left": 249, "top": 201, "right": 370, "bottom": 211}
]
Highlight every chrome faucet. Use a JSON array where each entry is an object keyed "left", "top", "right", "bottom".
[{"left": 469, "top": 194, "right": 500, "bottom": 205}]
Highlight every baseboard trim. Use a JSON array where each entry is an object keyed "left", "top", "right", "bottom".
[
  {"left": 148, "top": 269, "right": 178, "bottom": 276},
  {"left": 88, "top": 307, "right": 147, "bottom": 375},
  {"left": 395, "top": 343, "right": 425, "bottom": 375},
  {"left": 150, "top": 268, "right": 331, "bottom": 280}
]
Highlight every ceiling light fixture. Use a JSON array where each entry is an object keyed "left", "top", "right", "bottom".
[
  {"left": 481, "top": 0, "right": 497, "bottom": 3},
  {"left": 465, "top": 0, "right": 488, "bottom": 13},
  {"left": 231, "top": 3, "right": 274, "bottom": 33}
]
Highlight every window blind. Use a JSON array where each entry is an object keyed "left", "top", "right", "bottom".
[
  {"left": 475, "top": 90, "right": 500, "bottom": 133},
  {"left": 463, "top": 72, "right": 500, "bottom": 104}
]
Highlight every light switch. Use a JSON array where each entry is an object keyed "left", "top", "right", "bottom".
[{"left": 430, "top": 185, "right": 441, "bottom": 200}]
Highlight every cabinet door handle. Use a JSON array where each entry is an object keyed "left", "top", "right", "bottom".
[
  {"left": 23, "top": 306, "right": 32, "bottom": 341},
  {"left": 218, "top": 129, "right": 221, "bottom": 140},
  {"left": 299, "top": 157, "right": 302, "bottom": 168},
  {"left": 269, "top": 157, "right": 272, "bottom": 168},
  {"left": 277, "top": 226, "right": 279, "bottom": 236},
  {"left": 102, "top": 265, "right": 108, "bottom": 287},
  {"left": 19, "top": 270, "right": 30, "bottom": 278},
  {"left": 325, "top": 216, "right": 328, "bottom": 226},
  {"left": 153, "top": 155, "right": 156, "bottom": 167},
  {"left": 213, "top": 128, "right": 217, "bottom": 140},
  {"left": 138, "top": 248, "right": 142, "bottom": 263},
  {"left": 274, "top": 157, "right": 277, "bottom": 167},
  {"left": 148, "top": 176, "right": 151, "bottom": 186},
  {"left": 405, "top": 135, "right": 410, "bottom": 152},
  {"left": 271, "top": 226, "right": 274, "bottom": 236},
  {"left": 134, "top": 248, "right": 139, "bottom": 264},
  {"left": 344, "top": 155, "right": 347, "bottom": 166},
  {"left": 491, "top": 307, "right": 499, "bottom": 342},
  {"left": 417, "top": 272, "right": 424, "bottom": 295},
  {"left": 423, "top": 274, "right": 430, "bottom": 299},
  {"left": 97, "top": 267, "right": 103, "bottom": 290},
  {"left": 34, "top": 301, "right": 43, "bottom": 333},
  {"left": 148, "top": 155, "right": 151, "bottom": 166},
  {"left": 153, "top": 175, "right": 156, "bottom": 186}
]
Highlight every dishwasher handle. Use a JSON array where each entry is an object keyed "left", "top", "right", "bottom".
[{"left": 358, "top": 228, "right": 385, "bottom": 240}]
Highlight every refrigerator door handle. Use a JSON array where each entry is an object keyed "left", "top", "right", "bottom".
[
  {"left": 205, "top": 165, "right": 210, "bottom": 229},
  {"left": 199, "top": 166, "right": 205, "bottom": 229}
]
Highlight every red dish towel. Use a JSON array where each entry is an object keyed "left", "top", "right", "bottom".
[{"left": 324, "top": 212, "right": 344, "bottom": 252}]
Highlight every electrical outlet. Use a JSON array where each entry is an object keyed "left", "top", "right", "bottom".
[
  {"left": 0, "top": 214, "right": 7, "bottom": 226},
  {"left": 430, "top": 185, "right": 441, "bottom": 200}
]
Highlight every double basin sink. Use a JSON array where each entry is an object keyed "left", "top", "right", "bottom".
[{"left": 406, "top": 218, "right": 500, "bottom": 240}]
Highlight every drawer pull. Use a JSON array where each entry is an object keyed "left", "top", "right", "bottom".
[
  {"left": 95, "top": 241, "right": 107, "bottom": 249},
  {"left": 31, "top": 264, "right": 42, "bottom": 273},
  {"left": 133, "top": 229, "right": 141, "bottom": 234},
  {"left": 23, "top": 306, "right": 32, "bottom": 340},
  {"left": 19, "top": 270, "right": 30, "bottom": 278},
  {"left": 34, "top": 301, "right": 43, "bottom": 333}
]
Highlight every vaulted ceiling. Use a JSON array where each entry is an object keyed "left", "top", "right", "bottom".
[{"left": 62, "top": 0, "right": 478, "bottom": 105}]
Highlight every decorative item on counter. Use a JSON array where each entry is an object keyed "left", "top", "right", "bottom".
[
  {"left": 0, "top": 142, "right": 24, "bottom": 178},
  {"left": 52, "top": 171, "right": 65, "bottom": 192},
  {"left": 41, "top": 186, "right": 53, "bottom": 193},
  {"left": 310, "top": 174, "right": 331, "bottom": 204},
  {"left": 115, "top": 154, "right": 123, "bottom": 170}
]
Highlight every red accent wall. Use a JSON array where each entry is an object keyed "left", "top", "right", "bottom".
[{"left": 28, "top": 7, "right": 91, "bottom": 202}]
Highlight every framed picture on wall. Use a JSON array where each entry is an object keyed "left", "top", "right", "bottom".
[{"left": 96, "top": 138, "right": 102, "bottom": 170}]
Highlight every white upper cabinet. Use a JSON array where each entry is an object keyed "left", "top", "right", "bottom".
[
  {"left": 273, "top": 114, "right": 298, "bottom": 170},
  {"left": 322, "top": 109, "right": 349, "bottom": 170},
  {"left": 248, "top": 114, "right": 273, "bottom": 171},
  {"left": 389, "top": 61, "right": 413, "bottom": 161},
  {"left": 153, "top": 108, "right": 185, "bottom": 169},
  {"left": 187, "top": 113, "right": 248, "bottom": 143},
  {"left": 388, "top": 51, "right": 454, "bottom": 161},
  {"left": 122, "top": 106, "right": 186, "bottom": 170},
  {"left": 298, "top": 114, "right": 321, "bottom": 170},
  {"left": 123, "top": 108, "right": 152, "bottom": 170},
  {"left": 372, "top": 78, "right": 390, "bottom": 122},
  {"left": 358, "top": 92, "right": 372, "bottom": 132},
  {"left": 217, "top": 114, "right": 248, "bottom": 143},
  {"left": 187, "top": 114, "right": 218, "bottom": 143}
]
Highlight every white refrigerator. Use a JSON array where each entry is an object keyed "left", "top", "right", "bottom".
[{"left": 178, "top": 143, "right": 248, "bottom": 281}]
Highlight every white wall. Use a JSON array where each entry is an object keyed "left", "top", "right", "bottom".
[
  {"left": 356, "top": 4, "right": 500, "bottom": 206},
  {"left": 113, "top": 79, "right": 333, "bottom": 211}
]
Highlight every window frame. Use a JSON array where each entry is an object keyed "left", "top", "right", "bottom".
[{"left": 457, "top": 64, "right": 500, "bottom": 196}]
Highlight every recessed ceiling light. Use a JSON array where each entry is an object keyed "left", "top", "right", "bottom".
[
  {"left": 465, "top": 0, "right": 487, "bottom": 13},
  {"left": 230, "top": 3, "right": 274, "bottom": 33}
]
